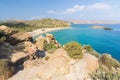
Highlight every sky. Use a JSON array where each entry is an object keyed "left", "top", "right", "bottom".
[{"left": 0, "top": 0, "right": 120, "bottom": 20}]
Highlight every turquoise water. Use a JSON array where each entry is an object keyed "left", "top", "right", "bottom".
[{"left": 48, "top": 24, "right": 120, "bottom": 61}]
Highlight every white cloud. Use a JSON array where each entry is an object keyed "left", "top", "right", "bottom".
[
  {"left": 48, "top": 10, "right": 55, "bottom": 14},
  {"left": 87, "top": 3, "right": 111, "bottom": 10},
  {"left": 65, "top": 5, "right": 85, "bottom": 14},
  {"left": 47, "top": 3, "right": 112, "bottom": 15}
]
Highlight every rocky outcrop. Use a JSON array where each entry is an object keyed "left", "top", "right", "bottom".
[
  {"left": 35, "top": 33, "right": 60, "bottom": 51},
  {"left": 11, "top": 52, "right": 27, "bottom": 63},
  {"left": 89, "top": 54, "right": 120, "bottom": 80},
  {"left": 45, "top": 33, "right": 60, "bottom": 48},
  {"left": 7, "top": 32, "right": 32, "bottom": 46},
  {"left": 100, "top": 54, "right": 120, "bottom": 71},
  {"left": 0, "top": 25, "right": 32, "bottom": 46},
  {"left": 0, "top": 25, "right": 18, "bottom": 35},
  {"left": 46, "top": 33, "right": 54, "bottom": 44},
  {"left": 8, "top": 48, "right": 99, "bottom": 80},
  {"left": 35, "top": 36, "right": 45, "bottom": 50},
  {"left": 23, "top": 59, "right": 43, "bottom": 69}
]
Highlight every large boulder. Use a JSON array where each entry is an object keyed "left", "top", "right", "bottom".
[
  {"left": 0, "top": 25, "right": 18, "bottom": 35},
  {"left": 24, "top": 41, "right": 37, "bottom": 54},
  {"left": 11, "top": 32, "right": 32, "bottom": 41},
  {"left": 35, "top": 36, "right": 45, "bottom": 50},
  {"left": 45, "top": 33, "right": 54, "bottom": 44},
  {"left": 37, "top": 49, "right": 70, "bottom": 80},
  {"left": 0, "top": 25, "right": 8, "bottom": 30},
  {"left": 0, "top": 25, "right": 32, "bottom": 46},
  {"left": 11, "top": 52, "right": 27, "bottom": 63}
]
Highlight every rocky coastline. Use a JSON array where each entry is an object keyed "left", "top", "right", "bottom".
[{"left": 0, "top": 26, "right": 120, "bottom": 80}]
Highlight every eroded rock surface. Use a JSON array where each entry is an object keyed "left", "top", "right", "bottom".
[{"left": 8, "top": 48, "right": 99, "bottom": 80}]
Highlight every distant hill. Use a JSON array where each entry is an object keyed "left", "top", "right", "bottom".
[
  {"left": 0, "top": 18, "right": 70, "bottom": 32},
  {"left": 68, "top": 20, "right": 120, "bottom": 24}
]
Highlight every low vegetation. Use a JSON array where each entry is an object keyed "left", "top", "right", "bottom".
[
  {"left": 100, "top": 54, "right": 120, "bottom": 69},
  {"left": 90, "top": 66, "right": 120, "bottom": 80},
  {"left": 83, "top": 45, "right": 93, "bottom": 52},
  {"left": 0, "top": 59, "right": 15, "bottom": 80},
  {"left": 0, "top": 30, "right": 6, "bottom": 42},
  {"left": 64, "top": 41, "right": 83, "bottom": 59},
  {"left": 104, "top": 27, "right": 112, "bottom": 30},
  {"left": 0, "top": 18, "right": 70, "bottom": 32},
  {"left": 44, "top": 41, "right": 57, "bottom": 51},
  {"left": 83, "top": 45, "right": 100, "bottom": 58}
]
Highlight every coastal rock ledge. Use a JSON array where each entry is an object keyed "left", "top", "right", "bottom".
[{"left": 8, "top": 48, "right": 99, "bottom": 80}]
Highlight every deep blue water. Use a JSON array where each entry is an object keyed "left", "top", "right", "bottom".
[{"left": 49, "top": 24, "right": 120, "bottom": 61}]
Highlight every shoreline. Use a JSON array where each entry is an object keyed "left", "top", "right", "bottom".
[{"left": 28, "top": 27, "right": 71, "bottom": 36}]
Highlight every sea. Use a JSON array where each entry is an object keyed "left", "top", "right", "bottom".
[{"left": 35, "top": 24, "right": 120, "bottom": 61}]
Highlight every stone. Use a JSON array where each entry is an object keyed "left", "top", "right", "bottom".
[
  {"left": 11, "top": 32, "right": 32, "bottom": 41},
  {"left": 11, "top": 52, "right": 27, "bottom": 63},
  {"left": 45, "top": 33, "right": 54, "bottom": 44},
  {"left": 23, "top": 59, "right": 42, "bottom": 69},
  {"left": 8, "top": 49, "right": 99, "bottom": 80},
  {"left": 24, "top": 41, "right": 37, "bottom": 54},
  {"left": 0, "top": 25, "right": 8, "bottom": 30},
  {"left": 35, "top": 36, "right": 45, "bottom": 50}
]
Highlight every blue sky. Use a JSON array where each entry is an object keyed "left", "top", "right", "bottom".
[{"left": 0, "top": 0, "right": 120, "bottom": 20}]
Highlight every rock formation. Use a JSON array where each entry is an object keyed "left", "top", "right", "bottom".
[
  {"left": 0, "top": 25, "right": 32, "bottom": 46},
  {"left": 100, "top": 54, "right": 120, "bottom": 71},
  {"left": 45, "top": 33, "right": 60, "bottom": 48},
  {"left": 45, "top": 33, "right": 54, "bottom": 44},
  {"left": 8, "top": 48, "right": 99, "bottom": 80},
  {"left": 35, "top": 36, "right": 45, "bottom": 50},
  {"left": 11, "top": 52, "right": 27, "bottom": 63}
]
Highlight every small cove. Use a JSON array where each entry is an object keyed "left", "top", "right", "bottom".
[{"left": 34, "top": 24, "right": 120, "bottom": 61}]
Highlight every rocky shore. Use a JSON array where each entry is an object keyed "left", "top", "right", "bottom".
[{"left": 0, "top": 26, "right": 120, "bottom": 80}]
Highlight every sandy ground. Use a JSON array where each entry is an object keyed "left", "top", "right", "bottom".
[{"left": 28, "top": 27, "right": 70, "bottom": 36}]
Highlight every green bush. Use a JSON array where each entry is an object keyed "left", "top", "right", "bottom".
[
  {"left": 0, "top": 36, "right": 6, "bottom": 42},
  {"left": 64, "top": 41, "right": 83, "bottom": 59},
  {"left": 0, "top": 59, "right": 15, "bottom": 80},
  {"left": 44, "top": 41, "right": 57, "bottom": 51},
  {"left": 47, "top": 48, "right": 56, "bottom": 54},
  {"left": 45, "top": 56, "right": 49, "bottom": 61},
  {"left": 83, "top": 45, "right": 100, "bottom": 58},
  {"left": 83, "top": 45, "right": 93, "bottom": 51}
]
